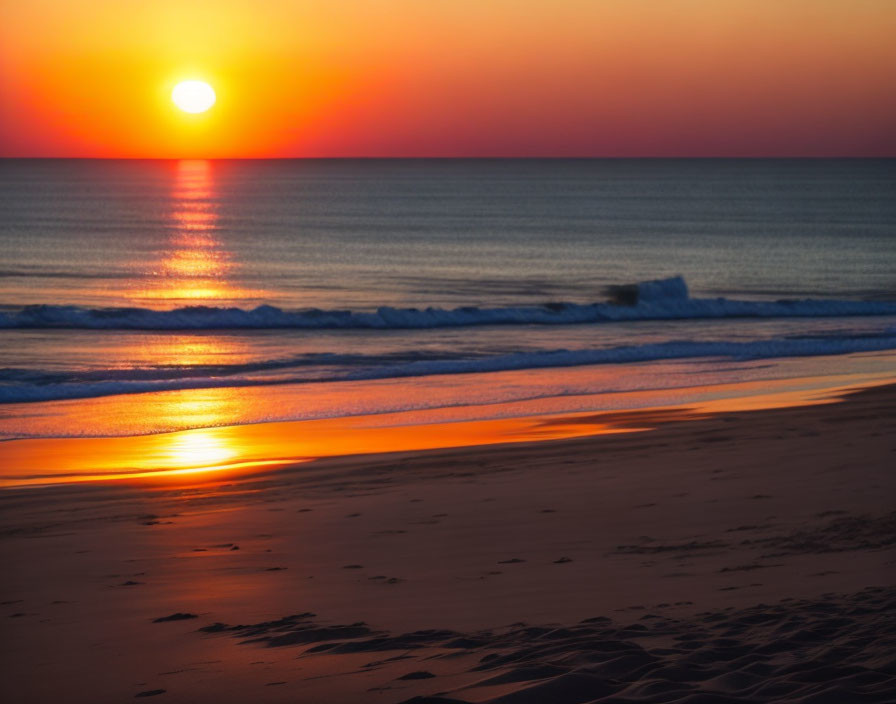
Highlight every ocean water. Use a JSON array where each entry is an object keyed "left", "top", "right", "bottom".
[{"left": 1, "top": 158, "right": 895, "bottom": 439}]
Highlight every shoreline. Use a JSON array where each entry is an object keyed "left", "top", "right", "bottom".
[
  {"left": 1, "top": 382, "right": 894, "bottom": 701},
  {"left": 2, "top": 372, "right": 894, "bottom": 489}
]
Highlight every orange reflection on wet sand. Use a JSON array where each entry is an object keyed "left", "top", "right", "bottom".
[
  {"left": 0, "top": 414, "right": 632, "bottom": 488},
  {"left": 163, "top": 428, "right": 237, "bottom": 468},
  {"left": 1, "top": 378, "right": 891, "bottom": 489}
]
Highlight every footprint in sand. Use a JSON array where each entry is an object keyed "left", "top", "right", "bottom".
[
  {"left": 397, "top": 671, "right": 435, "bottom": 680},
  {"left": 153, "top": 613, "right": 197, "bottom": 623}
]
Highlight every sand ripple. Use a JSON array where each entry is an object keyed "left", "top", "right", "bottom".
[{"left": 197, "top": 586, "right": 895, "bottom": 703}]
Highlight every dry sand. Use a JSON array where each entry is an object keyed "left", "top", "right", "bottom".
[{"left": 1, "top": 384, "right": 894, "bottom": 703}]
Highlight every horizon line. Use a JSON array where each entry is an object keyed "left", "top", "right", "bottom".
[{"left": 1, "top": 155, "right": 894, "bottom": 161}]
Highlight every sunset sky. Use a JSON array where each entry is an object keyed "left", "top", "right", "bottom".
[{"left": 1, "top": 0, "right": 894, "bottom": 158}]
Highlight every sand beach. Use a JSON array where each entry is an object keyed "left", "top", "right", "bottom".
[{"left": 2, "top": 383, "right": 893, "bottom": 703}]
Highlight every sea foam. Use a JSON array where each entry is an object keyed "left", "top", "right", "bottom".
[
  {"left": 3, "top": 329, "right": 896, "bottom": 403},
  {"left": 2, "top": 277, "right": 896, "bottom": 330}
]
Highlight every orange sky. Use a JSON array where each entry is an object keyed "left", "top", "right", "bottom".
[{"left": 1, "top": 0, "right": 894, "bottom": 157}]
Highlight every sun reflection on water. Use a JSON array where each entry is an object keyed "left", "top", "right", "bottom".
[
  {"left": 114, "top": 160, "right": 269, "bottom": 465},
  {"left": 133, "top": 159, "right": 257, "bottom": 304}
]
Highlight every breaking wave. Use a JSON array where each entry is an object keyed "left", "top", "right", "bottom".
[{"left": 2, "top": 277, "right": 896, "bottom": 331}]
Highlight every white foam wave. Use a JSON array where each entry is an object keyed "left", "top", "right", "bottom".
[
  {"left": 3, "top": 331, "right": 895, "bottom": 404},
  {"left": 2, "top": 277, "right": 895, "bottom": 330}
]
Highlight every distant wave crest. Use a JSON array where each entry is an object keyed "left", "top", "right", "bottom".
[
  {"left": 2, "top": 277, "right": 896, "bottom": 331},
  {"left": 3, "top": 330, "right": 896, "bottom": 403}
]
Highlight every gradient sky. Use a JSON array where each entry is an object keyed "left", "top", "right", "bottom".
[{"left": 1, "top": 0, "right": 894, "bottom": 157}]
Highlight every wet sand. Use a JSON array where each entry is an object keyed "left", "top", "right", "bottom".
[{"left": 1, "top": 384, "right": 894, "bottom": 702}]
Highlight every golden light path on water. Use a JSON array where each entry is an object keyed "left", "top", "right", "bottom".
[{"left": 134, "top": 159, "right": 260, "bottom": 304}]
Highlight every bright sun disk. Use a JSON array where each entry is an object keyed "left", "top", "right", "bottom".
[{"left": 172, "top": 80, "right": 216, "bottom": 114}]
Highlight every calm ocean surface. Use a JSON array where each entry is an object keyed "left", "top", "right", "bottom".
[{"left": 1, "top": 159, "right": 895, "bottom": 439}]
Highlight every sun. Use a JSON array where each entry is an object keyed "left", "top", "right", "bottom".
[{"left": 172, "top": 80, "right": 216, "bottom": 114}]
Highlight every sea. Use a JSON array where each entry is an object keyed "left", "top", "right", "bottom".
[{"left": 1, "top": 158, "right": 895, "bottom": 446}]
